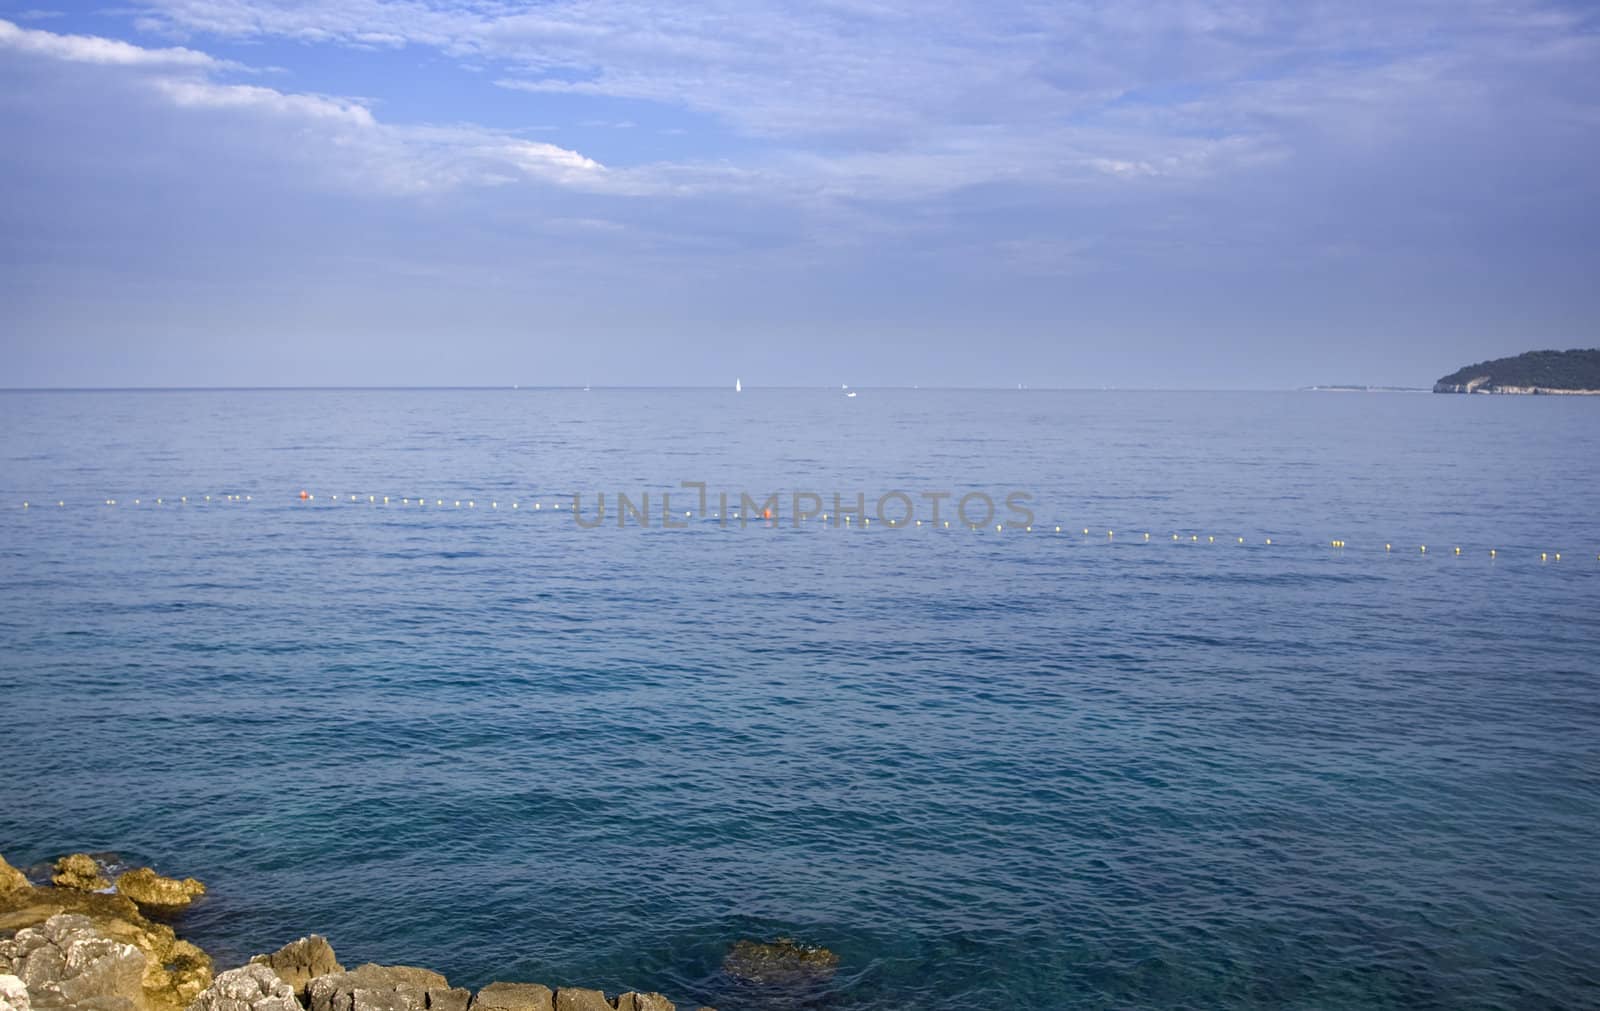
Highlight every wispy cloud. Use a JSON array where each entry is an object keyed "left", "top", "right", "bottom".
[
  {"left": 0, "top": 17, "right": 626, "bottom": 196},
  {"left": 93, "top": 0, "right": 1600, "bottom": 203},
  {"left": 0, "top": 15, "right": 225, "bottom": 67}
]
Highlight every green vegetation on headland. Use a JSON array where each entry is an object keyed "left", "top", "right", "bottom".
[{"left": 1434, "top": 348, "right": 1600, "bottom": 394}]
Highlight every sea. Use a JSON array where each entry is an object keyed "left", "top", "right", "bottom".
[{"left": 1, "top": 388, "right": 1596, "bottom": 1009}]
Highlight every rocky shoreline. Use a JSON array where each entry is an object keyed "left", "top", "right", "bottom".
[
  {"left": 1, "top": 853, "right": 838, "bottom": 1011},
  {"left": 1432, "top": 380, "right": 1600, "bottom": 394}
]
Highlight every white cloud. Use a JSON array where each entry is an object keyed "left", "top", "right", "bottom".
[
  {"left": 117, "top": 0, "right": 1594, "bottom": 141},
  {"left": 4, "top": 2, "right": 1596, "bottom": 214},
  {"left": 0, "top": 18, "right": 625, "bottom": 197},
  {"left": 152, "top": 78, "right": 376, "bottom": 126},
  {"left": 0, "top": 15, "right": 224, "bottom": 67},
  {"left": 87, "top": 0, "right": 1600, "bottom": 211},
  {"left": 500, "top": 140, "right": 605, "bottom": 181}
]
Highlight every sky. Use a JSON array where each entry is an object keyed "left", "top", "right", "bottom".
[{"left": 1, "top": 0, "right": 1597, "bottom": 389}]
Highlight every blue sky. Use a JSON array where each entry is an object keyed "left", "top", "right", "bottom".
[{"left": 1, "top": 0, "right": 1597, "bottom": 387}]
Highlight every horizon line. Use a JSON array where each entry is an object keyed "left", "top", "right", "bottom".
[{"left": 0, "top": 384, "right": 1419, "bottom": 394}]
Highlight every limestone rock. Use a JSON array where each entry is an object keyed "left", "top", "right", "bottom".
[
  {"left": 468, "top": 982, "right": 553, "bottom": 1011},
  {"left": 306, "top": 964, "right": 465, "bottom": 1011},
  {"left": 51, "top": 854, "right": 110, "bottom": 892},
  {"left": 185, "top": 964, "right": 300, "bottom": 1011},
  {"left": 0, "top": 974, "right": 31, "bottom": 1011},
  {"left": 0, "top": 856, "right": 29, "bottom": 896},
  {"left": 115, "top": 870, "right": 205, "bottom": 912},
  {"left": 424, "top": 989, "right": 468, "bottom": 1011},
  {"left": 722, "top": 938, "right": 838, "bottom": 985},
  {"left": 611, "top": 993, "right": 673, "bottom": 1011},
  {"left": 551, "top": 990, "right": 610, "bottom": 1011},
  {"left": 248, "top": 935, "right": 342, "bottom": 1001},
  {"left": 0, "top": 912, "right": 146, "bottom": 1011},
  {"left": 0, "top": 884, "right": 212, "bottom": 1011}
]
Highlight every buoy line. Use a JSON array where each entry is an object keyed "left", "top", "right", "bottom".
[{"left": 12, "top": 492, "right": 1596, "bottom": 565}]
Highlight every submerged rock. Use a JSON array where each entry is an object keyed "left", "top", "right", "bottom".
[
  {"left": 51, "top": 854, "right": 110, "bottom": 892},
  {"left": 0, "top": 912, "right": 146, "bottom": 1011},
  {"left": 248, "top": 935, "right": 342, "bottom": 1002},
  {"left": 0, "top": 857, "right": 29, "bottom": 897},
  {"left": 469, "top": 982, "right": 553, "bottom": 1011},
  {"left": 186, "top": 964, "right": 301, "bottom": 1011},
  {"left": 116, "top": 870, "right": 205, "bottom": 913},
  {"left": 305, "top": 963, "right": 468, "bottom": 1011},
  {"left": 0, "top": 974, "right": 31, "bottom": 1011},
  {"left": 722, "top": 938, "right": 838, "bottom": 985}
]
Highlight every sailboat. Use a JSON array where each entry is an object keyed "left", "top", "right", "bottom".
[{"left": 735, "top": 378, "right": 742, "bottom": 393}]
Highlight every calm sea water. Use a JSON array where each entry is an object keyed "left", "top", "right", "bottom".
[{"left": 1, "top": 389, "right": 1597, "bottom": 1010}]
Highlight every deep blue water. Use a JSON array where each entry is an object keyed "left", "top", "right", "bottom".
[{"left": 1, "top": 389, "right": 1598, "bottom": 1010}]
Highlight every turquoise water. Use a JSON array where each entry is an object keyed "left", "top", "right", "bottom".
[{"left": 1, "top": 389, "right": 1597, "bottom": 1009}]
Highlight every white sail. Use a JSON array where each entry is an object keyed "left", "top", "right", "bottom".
[{"left": 735, "top": 378, "right": 742, "bottom": 392}]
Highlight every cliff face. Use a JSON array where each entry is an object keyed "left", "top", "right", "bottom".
[
  {"left": 1434, "top": 349, "right": 1600, "bottom": 394},
  {"left": 1433, "top": 378, "right": 1600, "bottom": 395}
]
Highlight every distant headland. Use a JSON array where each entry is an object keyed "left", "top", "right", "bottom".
[
  {"left": 1433, "top": 348, "right": 1600, "bottom": 395},
  {"left": 1301, "top": 385, "right": 1428, "bottom": 393}
]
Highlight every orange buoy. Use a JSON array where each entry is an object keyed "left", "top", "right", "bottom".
[
  {"left": 298, "top": 490, "right": 309, "bottom": 500},
  {"left": 764, "top": 508, "right": 772, "bottom": 519}
]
